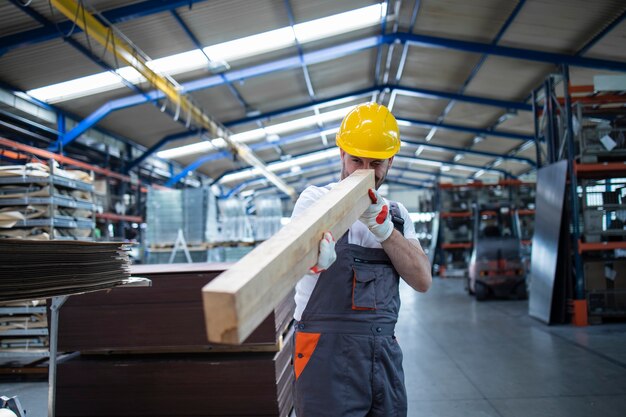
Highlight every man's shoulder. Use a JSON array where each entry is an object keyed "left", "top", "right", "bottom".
[{"left": 300, "top": 183, "right": 334, "bottom": 198}]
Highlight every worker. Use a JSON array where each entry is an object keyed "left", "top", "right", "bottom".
[{"left": 291, "top": 102, "right": 432, "bottom": 416}]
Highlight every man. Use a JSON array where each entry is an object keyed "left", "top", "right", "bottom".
[{"left": 291, "top": 102, "right": 432, "bottom": 416}]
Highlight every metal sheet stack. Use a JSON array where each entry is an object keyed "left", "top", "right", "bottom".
[
  {"left": 146, "top": 188, "right": 184, "bottom": 245},
  {"left": 183, "top": 187, "right": 206, "bottom": 245},
  {"left": 55, "top": 263, "right": 295, "bottom": 417},
  {"left": 145, "top": 188, "right": 217, "bottom": 264},
  {"left": 0, "top": 239, "right": 131, "bottom": 302}
]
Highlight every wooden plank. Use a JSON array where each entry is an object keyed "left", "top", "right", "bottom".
[{"left": 203, "top": 169, "right": 375, "bottom": 344}]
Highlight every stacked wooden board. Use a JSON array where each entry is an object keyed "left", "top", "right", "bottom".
[{"left": 55, "top": 263, "right": 295, "bottom": 417}]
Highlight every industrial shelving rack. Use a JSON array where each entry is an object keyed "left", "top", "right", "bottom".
[
  {"left": 435, "top": 181, "right": 536, "bottom": 278},
  {"left": 574, "top": 163, "right": 626, "bottom": 320},
  {"left": 0, "top": 162, "right": 95, "bottom": 240},
  {"left": 436, "top": 183, "right": 474, "bottom": 278},
  {"left": 532, "top": 66, "right": 626, "bottom": 324}
]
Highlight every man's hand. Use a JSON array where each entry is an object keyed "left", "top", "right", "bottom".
[
  {"left": 359, "top": 188, "right": 394, "bottom": 243},
  {"left": 310, "top": 231, "right": 337, "bottom": 274}
]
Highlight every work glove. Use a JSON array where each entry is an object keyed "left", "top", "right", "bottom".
[
  {"left": 310, "top": 231, "right": 337, "bottom": 274},
  {"left": 359, "top": 188, "right": 394, "bottom": 243}
]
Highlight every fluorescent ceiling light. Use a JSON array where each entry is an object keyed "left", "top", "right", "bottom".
[
  {"left": 28, "top": 3, "right": 385, "bottom": 103},
  {"left": 220, "top": 148, "right": 339, "bottom": 185},
  {"left": 517, "top": 140, "right": 535, "bottom": 152},
  {"left": 294, "top": 4, "right": 385, "bottom": 43},
  {"left": 156, "top": 140, "right": 217, "bottom": 159},
  {"left": 395, "top": 155, "right": 441, "bottom": 168},
  {"left": 156, "top": 106, "right": 351, "bottom": 159}
]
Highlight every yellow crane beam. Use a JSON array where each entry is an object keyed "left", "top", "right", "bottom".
[{"left": 50, "top": 0, "right": 297, "bottom": 199}]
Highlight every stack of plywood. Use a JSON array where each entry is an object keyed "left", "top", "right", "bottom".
[{"left": 55, "top": 263, "right": 295, "bottom": 417}]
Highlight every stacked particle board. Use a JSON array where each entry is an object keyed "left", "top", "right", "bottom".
[{"left": 55, "top": 263, "right": 295, "bottom": 417}]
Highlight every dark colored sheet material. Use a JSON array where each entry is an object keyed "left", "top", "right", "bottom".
[
  {"left": 57, "top": 265, "right": 295, "bottom": 351},
  {"left": 0, "top": 239, "right": 130, "bottom": 302},
  {"left": 529, "top": 160, "right": 568, "bottom": 324},
  {"left": 56, "top": 332, "right": 294, "bottom": 417}
]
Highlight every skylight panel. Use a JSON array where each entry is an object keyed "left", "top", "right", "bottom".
[
  {"left": 28, "top": 3, "right": 386, "bottom": 103},
  {"left": 156, "top": 105, "right": 353, "bottom": 159}
]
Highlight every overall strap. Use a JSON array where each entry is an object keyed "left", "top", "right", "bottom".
[{"left": 389, "top": 201, "right": 405, "bottom": 235}]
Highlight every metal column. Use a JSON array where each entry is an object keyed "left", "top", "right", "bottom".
[{"left": 562, "top": 65, "right": 584, "bottom": 300}]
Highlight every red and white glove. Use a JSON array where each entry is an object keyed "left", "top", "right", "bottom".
[
  {"left": 310, "top": 231, "right": 337, "bottom": 274},
  {"left": 359, "top": 188, "right": 394, "bottom": 243}
]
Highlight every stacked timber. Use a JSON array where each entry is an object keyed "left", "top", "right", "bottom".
[{"left": 55, "top": 263, "right": 295, "bottom": 417}]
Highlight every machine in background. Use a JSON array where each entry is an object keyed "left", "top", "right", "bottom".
[{"left": 467, "top": 205, "right": 528, "bottom": 301}]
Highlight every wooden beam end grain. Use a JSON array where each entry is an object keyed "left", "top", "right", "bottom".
[{"left": 202, "top": 288, "right": 239, "bottom": 344}]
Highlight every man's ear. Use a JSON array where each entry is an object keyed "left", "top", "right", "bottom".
[
  {"left": 340, "top": 149, "right": 346, "bottom": 160},
  {"left": 388, "top": 156, "right": 394, "bottom": 167}
]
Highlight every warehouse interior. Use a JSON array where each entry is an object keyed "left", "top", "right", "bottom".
[{"left": 0, "top": 0, "right": 626, "bottom": 416}]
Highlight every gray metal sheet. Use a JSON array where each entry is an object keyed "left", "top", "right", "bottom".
[{"left": 529, "top": 160, "right": 568, "bottom": 324}]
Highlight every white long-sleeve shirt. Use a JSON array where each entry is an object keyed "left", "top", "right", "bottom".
[{"left": 292, "top": 183, "right": 418, "bottom": 320}]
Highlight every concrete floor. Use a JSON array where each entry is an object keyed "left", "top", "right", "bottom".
[
  {"left": 2, "top": 277, "right": 626, "bottom": 416},
  {"left": 397, "top": 278, "right": 626, "bottom": 417}
]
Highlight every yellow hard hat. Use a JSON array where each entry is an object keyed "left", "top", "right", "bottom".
[{"left": 336, "top": 102, "right": 400, "bottom": 159}]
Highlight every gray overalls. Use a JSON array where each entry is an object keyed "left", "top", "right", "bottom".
[{"left": 293, "top": 204, "right": 407, "bottom": 417}]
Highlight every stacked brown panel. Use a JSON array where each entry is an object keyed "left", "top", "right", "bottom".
[{"left": 55, "top": 263, "right": 295, "bottom": 417}]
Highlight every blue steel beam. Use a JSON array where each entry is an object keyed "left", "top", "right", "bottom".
[
  {"left": 396, "top": 154, "right": 516, "bottom": 179},
  {"left": 577, "top": 8, "right": 626, "bottom": 56},
  {"left": 401, "top": 139, "right": 536, "bottom": 167},
  {"left": 0, "top": 0, "right": 209, "bottom": 56},
  {"left": 170, "top": 9, "right": 251, "bottom": 111},
  {"left": 389, "top": 165, "right": 467, "bottom": 181},
  {"left": 167, "top": 115, "right": 525, "bottom": 186},
  {"left": 393, "top": 32, "right": 626, "bottom": 72},
  {"left": 251, "top": 172, "right": 338, "bottom": 198},
  {"left": 220, "top": 158, "right": 465, "bottom": 192},
  {"left": 284, "top": 0, "right": 317, "bottom": 101},
  {"left": 221, "top": 159, "right": 340, "bottom": 198},
  {"left": 62, "top": 80, "right": 531, "bottom": 148},
  {"left": 235, "top": 168, "right": 435, "bottom": 199},
  {"left": 57, "top": 28, "right": 626, "bottom": 148},
  {"left": 425, "top": 0, "right": 527, "bottom": 140},
  {"left": 125, "top": 129, "right": 202, "bottom": 173},
  {"left": 224, "top": 87, "right": 377, "bottom": 128},
  {"left": 397, "top": 117, "right": 533, "bottom": 141},
  {"left": 386, "top": 175, "right": 435, "bottom": 189},
  {"left": 130, "top": 98, "right": 359, "bottom": 172},
  {"left": 522, "top": 8, "right": 626, "bottom": 104},
  {"left": 373, "top": 1, "right": 391, "bottom": 86},
  {"left": 7, "top": 0, "right": 150, "bottom": 93},
  {"left": 390, "top": 84, "right": 531, "bottom": 111},
  {"left": 186, "top": 124, "right": 482, "bottom": 188},
  {"left": 252, "top": 174, "right": 435, "bottom": 199},
  {"left": 58, "top": 36, "right": 384, "bottom": 146}
]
